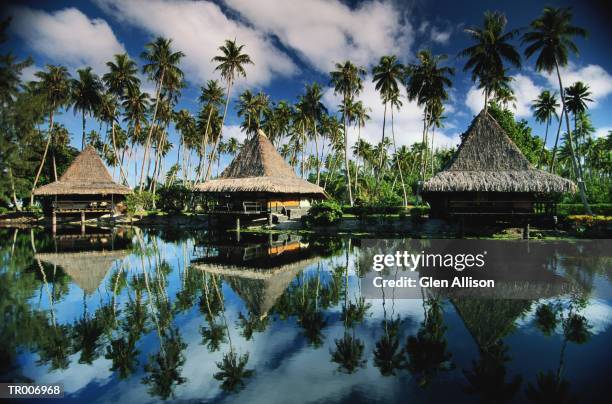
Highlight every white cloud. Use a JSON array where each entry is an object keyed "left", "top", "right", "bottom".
[
  {"left": 464, "top": 74, "right": 543, "bottom": 118},
  {"left": 95, "top": 0, "right": 297, "bottom": 88},
  {"left": 542, "top": 64, "right": 612, "bottom": 106},
  {"left": 9, "top": 7, "right": 126, "bottom": 72},
  {"left": 594, "top": 126, "right": 612, "bottom": 139},
  {"left": 323, "top": 75, "right": 460, "bottom": 152},
  {"left": 223, "top": 0, "right": 415, "bottom": 72},
  {"left": 430, "top": 27, "right": 451, "bottom": 45}
]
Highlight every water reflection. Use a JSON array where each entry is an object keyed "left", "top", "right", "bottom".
[{"left": 0, "top": 227, "right": 610, "bottom": 402}]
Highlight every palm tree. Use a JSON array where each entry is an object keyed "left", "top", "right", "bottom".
[
  {"left": 236, "top": 89, "right": 257, "bottom": 136},
  {"left": 303, "top": 83, "right": 327, "bottom": 185},
  {"left": 531, "top": 90, "right": 559, "bottom": 168},
  {"left": 388, "top": 88, "right": 408, "bottom": 206},
  {"left": 122, "top": 86, "right": 149, "bottom": 182},
  {"left": 293, "top": 97, "right": 310, "bottom": 178},
  {"left": 460, "top": 11, "right": 521, "bottom": 111},
  {"left": 330, "top": 61, "right": 366, "bottom": 206},
  {"left": 31, "top": 65, "right": 71, "bottom": 204},
  {"left": 71, "top": 67, "right": 103, "bottom": 150},
  {"left": 139, "top": 37, "right": 185, "bottom": 191},
  {"left": 103, "top": 53, "right": 140, "bottom": 184},
  {"left": 372, "top": 55, "right": 404, "bottom": 174},
  {"left": 564, "top": 81, "right": 592, "bottom": 176},
  {"left": 195, "top": 80, "right": 225, "bottom": 183},
  {"left": 351, "top": 100, "right": 370, "bottom": 194},
  {"left": 206, "top": 39, "right": 253, "bottom": 181},
  {"left": 522, "top": 6, "right": 591, "bottom": 214},
  {"left": 405, "top": 50, "right": 453, "bottom": 186}
]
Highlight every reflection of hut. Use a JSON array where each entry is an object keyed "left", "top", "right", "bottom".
[
  {"left": 192, "top": 235, "right": 318, "bottom": 318},
  {"left": 194, "top": 130, "right": 326, "bottom": 224},
  {"left": 36, "top": 250, "right": 127, "bottom": 295},
  {"left": 33, "top": 146, "right": 131, "bottom": 228},
  {"left": 423, "top": 111, "right": 575, "bottom": 219},
  {"left": 35, "top": 227, "right": 131, "bottom": 295}
]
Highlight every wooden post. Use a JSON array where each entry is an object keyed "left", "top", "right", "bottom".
[
  {"left": 523, "top": 221, "right": 530, "bottom": 240},
  {"left": 81, "top": 211, "right": 86, "bottom": 235},
  {"left": 52, "top": 210, "right": 57, "bottom": 235},
  {"left": 268, "top": 213, "right": 273, "bottom": 226},
  {"left": 236, "top": 217, "right": 241, "bottom": 242}
]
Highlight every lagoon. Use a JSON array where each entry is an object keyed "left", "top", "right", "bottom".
[{"left": 1, "top": 226, "right": 611, "bottom": 403}]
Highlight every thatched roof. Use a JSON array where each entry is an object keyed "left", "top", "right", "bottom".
[
  {"left": 33, "top": 146, "right": 131, "bottom": 196},
  {"left": 35, "top": 250, "right": 128, "bottom": 295},
  {"left": 192, "top": 256, "right": 319, "bottom": 318},
  {"left": 194, "top": 130, "right": 326, "bottom": 197},
  {"left": 423, "top": 111, "right": 576, "bottom": 193}
]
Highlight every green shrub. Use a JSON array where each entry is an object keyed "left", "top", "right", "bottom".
[
  {"left": 126, "top": 191, "right": 158, "bottom": 216},
  {"left": 563, "top": 215, "right": 612, "bottom": 237},
  {"left": 157, "top": 184, "right": 191, "bottom": 213},
  {"left": 304, "top": 200, "right": 343, "bottom": 226},
  {"left": 410, "top": 206, "right": 429, "bottom": 222}
]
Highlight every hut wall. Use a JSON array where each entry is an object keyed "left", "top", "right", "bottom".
[{"left": 425, "top": 192, "right": 535, "bottom": 218}]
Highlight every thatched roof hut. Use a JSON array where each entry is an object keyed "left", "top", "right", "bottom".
[
  {"left": 35, "top": 250, "right": 128, "bottom": 295},
  {"left": 33, "top": 146, "right": 131, "bottom": 196},
  {"left": 192, "top": 256, "right": 319, "bottom": 318},
  {"left": 195, "top": 130, "right": 326, "bottom": 197},
  {"left": 423, "top": 111, "right": 576, "bottom": 194}
]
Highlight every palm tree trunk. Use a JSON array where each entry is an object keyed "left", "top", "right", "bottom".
[
  {"left": 391, "top": 107, "right": 408, "bottom": 207},
  {"left": 195, "top": 107, "right": 214, "bottom": 184},
  {"left": 377, "top": 102, "right": 387, "bottom": 181},
  {"left": 139, "top": 69, "right": 165, "bottom": 191},
  {"left": 549, "top": 113, "right": 564, "bottom": 172},
  {"left": 31, "top": 111, "right": 55, "bottom": 206},
  {"left": 555, "top": 60, "right": 592, "bottom": 215},
  {"left": 353, "top": 125, "right": 361, "bottom": 195},
  {"left": 205, "top": 80, "right": 232, "bottom": 181},
  {"left": 314, "top": 120, "right": 321, "bottom": 185},
  {"left": 110, "top": 113, "right": 128, "bottom": 185},
  {"left": 9, "top": 167, "right": 20, "bottom": 211},
  {"left": 301, "top": 121, "right": 306, "bottom": 179},
  {"left": 81, "top": 110, "right": 86, "bottom": 150},
  {"left": 343, "top": 96, "right": 353, "bottom": 206},
  {"left": 538, "top": 117, "right": 551, "bottom": 169}
]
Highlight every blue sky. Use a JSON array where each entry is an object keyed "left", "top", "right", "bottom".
[{"left": 3, "top": 0, "right": 612, "bottom": 183}]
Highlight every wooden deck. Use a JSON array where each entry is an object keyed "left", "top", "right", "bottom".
[{"left": 52, "top": 200, "right": 115, "bottom": 213}]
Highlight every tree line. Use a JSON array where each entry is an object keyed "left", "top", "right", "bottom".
[{"left": 1, "top": 7, "right": 610, "bottom": 212}]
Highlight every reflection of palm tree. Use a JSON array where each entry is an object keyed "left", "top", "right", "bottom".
[
  {"left": 331, "top": 333, "right": 366, "bottom": 373},
  {"left": 214, "top": 351, "right": 254, "bottom": 392},
  {"left": 142, "top": 327, "right": 187, "bottom": 400},
  {"left": 36, "top": 323, "right": 72, "bottom": 371},
  {"left": 374, "top": 318, "right": 403, "bottom": 376},
  {"left": 405, "top": 298, "right": 454, "bottom": 387},
  {"left": 463, "top": 342, "right": 522, "bottom": 402},
  {"left": 331, "top": 239, "right": 366, "bottom": 373},
  {"left": 106, "top": 335, "right": 139, "bottom": 379},
  {"left": 201, "top": 320, "right": 226, "bottom": 352},
  {"left": 527, "top": 296, "right": 591, "bottom": 403}
]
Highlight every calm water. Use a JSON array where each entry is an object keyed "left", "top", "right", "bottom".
[{"left": 1, "top": 226, "right": 611, "bottom": 403}]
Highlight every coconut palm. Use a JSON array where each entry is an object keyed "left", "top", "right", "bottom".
[
  {"left": 531, "top": 90, "right": 559, "bottom": 168},
  {"left": 122, "top": 86, "right": 149, "bottom": 180},
  {"left": 351, "top": 100, "right": 370, "bottom": 193},
  {"left": 303, "top": 83, "right": 327, "bottom": 185},
  {"left": 522, "top": 6, "right": 591, "bottom": 214},
  {"left": 236, "top": 89, "right": 257, "bottom": 136},
  {"left": 330, "top": 61, "right": 366, "bottom": 206},
  {"left": 71, "top": 67, "right": 103, "bottom": 150},
  {"left": 103, "top": 53, "right": 140, "bottom": 183},
  {"left": 195, "top": 80, "right": 225, "bottom": 183},
  {"left": 31, "top": 65, "right": 71, "bottom": 204},
  {"left": 405, "top": 50, "right": 453, "bottom": 185},
  {"left": 206, "top": 39, "right": 253, "bottom": 181},
  {"left": 460, "top": 11, "right": 521, "bottom": 111},
  {"left": 388, "top": 88, "right": 408, "bottom": 206},
  {"left": 293, "top": 97, "right": 310, "bottom": 178},
  {"left": 564, "top": 81, "right": 592, "bottom": 172},
  {"left": 139, "top": 37, "right": 185, "bottom": 191},
  {"left": 372, "top": 55, "right": 404, "bottom": 173}
]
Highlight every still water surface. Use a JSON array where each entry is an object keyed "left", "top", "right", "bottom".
[{"left": 1, "top": 226, "right": 611, "bottom": 403}]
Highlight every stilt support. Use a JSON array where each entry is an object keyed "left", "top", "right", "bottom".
[
  {"left": 81, "top": 211, "right": 86, "bottom": 235},
  {"left": 523, "top": 221, "right": 530, "bottom": 240},
  {"left": 52, "top": 211, "right": 57, "bottom": 234},
  {"left": 236, "top": 217, "right": 241, "bottom": 242}
]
